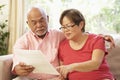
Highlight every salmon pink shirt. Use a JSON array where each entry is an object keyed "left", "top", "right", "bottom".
[{"left": 12, "top": 29, "right": 65, "bottom": 80}]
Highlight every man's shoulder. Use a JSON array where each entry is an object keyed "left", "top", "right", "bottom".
[
  {"left": 48, "top": 29, "right": 65, "bottom": 41},
  {"left": 48, "top": 29, "right": 63, "bottom": 36},
  {"left": 18, "top": 31, "right": 33, "bottom": 40},
  {"left": 24, "top": 30, "right": 33, "bottom": 36},
  {"left": 49, "top": 29, "right": 61, "bottom": 33}
]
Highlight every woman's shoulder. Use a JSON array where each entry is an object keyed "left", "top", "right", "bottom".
[
  {"left": 88, "top": 33, "right": 103, "bottom": 40},
  {"left": 60, "top": 38, "right": 68, "bottom": 45}
]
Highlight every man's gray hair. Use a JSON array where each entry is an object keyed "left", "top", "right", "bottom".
[{"left": 26, "top": 5, "right": 48, "bottom": 20}]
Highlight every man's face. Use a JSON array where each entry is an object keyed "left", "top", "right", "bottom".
[{"left": 27, "top": 9, "right": 48, "bottom": 36}]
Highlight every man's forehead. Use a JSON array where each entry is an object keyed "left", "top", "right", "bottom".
[
  {"left": 27, "top": 8, "right": 42, "bottom": 17},
  {"left": 29, "top": 17, "right": 44, "bottom": 21},
  {"left": 27, "top": 7, "right": 47, "bottom": 21},
  {"left": 29, "top": 9, "right": 41, "bottom": 15}
]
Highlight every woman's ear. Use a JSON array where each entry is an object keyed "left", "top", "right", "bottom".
[{"left": 79, "top": 21, "right": 84, "bottom": 29}]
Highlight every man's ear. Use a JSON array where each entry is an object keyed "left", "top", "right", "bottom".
[
  {"left": 47, "top": 15, "right": 49, "bottom": 22},
  {"left": 26, "top": 21, "right": 28, "bottom": 24}
]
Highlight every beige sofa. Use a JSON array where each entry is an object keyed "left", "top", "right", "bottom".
[
  {"left": 0, "top": 36, "right": 120, "bottom": 80},
  {"left": 0, "top": 54, "right": 13, "bottom": 80}
]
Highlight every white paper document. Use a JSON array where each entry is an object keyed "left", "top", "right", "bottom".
[{"left": 14, "top": 49, "right": 59, "bottom": 75}]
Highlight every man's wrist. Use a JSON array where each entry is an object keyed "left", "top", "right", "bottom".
[
  {"left": 11, "top": 69, "right": 18, "bottom": 78},
  {"left": 11, "top": 69, "right": 17, "bottom": 75}
]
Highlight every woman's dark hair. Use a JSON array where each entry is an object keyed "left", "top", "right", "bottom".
[{"left": 59, "top": 9, "right": 85, "bottom": 32}]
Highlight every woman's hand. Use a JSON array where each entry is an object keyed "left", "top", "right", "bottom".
[{"left": 57, "top": 64, "right": 74, "bottom": 78}]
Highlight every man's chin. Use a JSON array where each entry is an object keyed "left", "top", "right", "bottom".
[
  {"left": 36, "top": 32, "right": 47, "bottom": 38},
  {"left": 36, "top": 33, "right": 43, "bottom": 36}
]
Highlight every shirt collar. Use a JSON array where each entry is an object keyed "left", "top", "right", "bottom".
[{"left": 30, "top": 30, "right": 49, "bottom": 39}]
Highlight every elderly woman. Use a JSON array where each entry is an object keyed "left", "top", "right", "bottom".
[{"left": 58, "top": 9, "right": 115, "bottom": 80}]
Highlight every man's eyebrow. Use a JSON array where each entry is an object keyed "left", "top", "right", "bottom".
[
  {"left": 31, "top": 20, "right": 36, "bottom": 22},
  {"left": 31, "top": 17, "right": 44, "bottom": 21}
]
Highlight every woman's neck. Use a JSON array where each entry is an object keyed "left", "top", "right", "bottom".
[
  {"left": 69, "top": 33, "right": 88, "bottom": 50},
  {"left": 70, "top": 33, "right": 87, "bottom": 44}
]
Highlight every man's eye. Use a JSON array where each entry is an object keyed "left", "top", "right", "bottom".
[
  {"left": 67, "top": 26, "right": 70, "bottom": 27},
  {"left": 67, "top": 25, "right": 71, "bottom": 27},
  {"left": 60, "top": 27, "right": 64, "bottom": 29},
  {"left": 32, "top": 21, "right": 37, "bottom": 25}
]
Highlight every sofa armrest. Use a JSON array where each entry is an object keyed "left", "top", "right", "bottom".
[{"left": 0, "top": 54, "right": 13, "bottom": 80}]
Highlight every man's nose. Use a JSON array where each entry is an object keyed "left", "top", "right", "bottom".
[{"left": 36, "top": 22, "right": 42, "bottom": 27}]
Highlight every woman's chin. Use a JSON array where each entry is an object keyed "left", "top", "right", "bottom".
[{"left": 65, "top": 36, "right": 71, "bottom": 40}]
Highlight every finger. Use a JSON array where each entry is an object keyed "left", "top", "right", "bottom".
[
  {"left": 23, "top": 68, "right": 33, "bottom": 74},
  {"left": 59, "top": 68, "right": 66, "bottom": 78},
  {"left": 109, "top": 37, "right": 115, "bottom": 48},
  {"left": 110, "top": 42, "right": 115, "bottom": 49},
  {"left": 56, "top": 67, "right": 61, "bottom": 72},
  {"left": 56, "top": 66, "right": 60, "bottom": 69},
  {"left": 19, "top": 62, "right": 26, "bottom": 67},
  {"left": 26, "top": 67, "right": 34, "bottom": 72},
  {"left": 25, "top": 65, "right": 34, "bottom": 70},
  {"left": 105, "top": 36, "right": 115, "bottom": 48},
  {"left": 16, "top": 69, "right": 29, "bottom": 76},
  {"left": 62, "top": 72, "right": 67, "bottom": 78},
  {"left": 21, "top": 71, "right": 30, "bottom": 76},
  {"left": 111, "top": 40, "right": 115, "bottom": 48}
]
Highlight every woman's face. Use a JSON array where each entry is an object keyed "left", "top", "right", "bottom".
[{"left": 61, "top": 16, "right": 82, "bottom": 40}]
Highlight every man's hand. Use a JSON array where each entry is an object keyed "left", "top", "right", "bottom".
[
  {"left": 14, "top": 62, "right": 35, "bottom": 76},
  {"left": 100, "top": 34, "right": 115, "bottom": 48}
]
